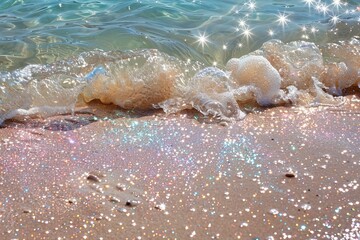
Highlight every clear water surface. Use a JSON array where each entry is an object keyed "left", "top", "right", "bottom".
[{"left": 0, "top": 0, "right": 359, "bottom": 70}]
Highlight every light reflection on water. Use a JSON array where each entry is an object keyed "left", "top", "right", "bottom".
[{"left": 0, "top": 0, "right": 359, "bottom": 70}]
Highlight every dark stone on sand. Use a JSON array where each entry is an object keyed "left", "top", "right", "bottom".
[
  {"left": 154, "top": 203, "right": 166, "bottom": 211},
  {"left": 126, "top": 200, "right": 141, "bottom": 207},
  {"left": 23, "top": 209, "right": 32, "bottom": 214},
  {"left": 87, "top": 174, "right": 101, "bottom": 183},
  {"left": 285, "top": 172, "right": 296, "bottom": 178}
]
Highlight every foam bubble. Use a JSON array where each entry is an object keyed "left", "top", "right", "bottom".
[
  {"left": 81, "top": 50, "right": 180, "bottom": 109},
  {"left": 160, "top": 56, "right": 283, "bottom": 120},
  {"left": 254, "top": 40, "right": 325, "bottom": 89},
  {"left": 159, "top": 67, "right": 246, "bottom": 120},
  {"left": 226, "top": 55, "right": 282, "bottom": 106},
  {"left": 321, "top": 38, "right": 360, "bottom": 92}
]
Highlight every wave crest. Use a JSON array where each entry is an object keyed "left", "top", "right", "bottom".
[{"left": 0, "top": 39, "right": 359, "bottom": 124}]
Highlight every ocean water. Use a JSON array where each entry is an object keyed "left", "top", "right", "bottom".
[{"left": 0, "top": 0, "right": 359, "bottom": 123}]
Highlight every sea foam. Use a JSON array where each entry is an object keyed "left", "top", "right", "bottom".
[{"left": 0, "top": 39, "right": 359, "bottom": 124}]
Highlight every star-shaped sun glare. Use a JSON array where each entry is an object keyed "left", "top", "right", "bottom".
[
  {"left": 195, "top": 32, "right": 210, "bottom": 49},
  {"left": 268, "top": 29, "right": 275, "bottom": 37},
  {"left": 238, "top": 19, "right": 247, "bottom": 28},
  {"left": 311, "top": 26, "right": 318, "bottom": 34},
  {"left": 331, "top": 0, "right": 343, "bottom": 10},
  {"left": 303, "top": 0, "right": 315, "bottom": 8},
  {"left": 318, "top": 3, "right": 330, "bottom": 15},
  {"left": 241, "top": 27, "right": 254, "bottom": 41},
  {"left": 276, "top": 12, "right": 290, "bottom": 28},
  {"left": 246, "top": 1, "right": 256, "bottom": 11},
  {"left": 330, "top": 15, "right": 341, "bottom": 25}
]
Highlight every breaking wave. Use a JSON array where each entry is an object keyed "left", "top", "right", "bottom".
[{"left": 0, "top": 38, "right": 359, "bottom": 124}]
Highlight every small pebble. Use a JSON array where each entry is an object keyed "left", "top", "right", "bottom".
[
  {"left": 67, "top": 199, "right": 76, "bottom": 204},
  {"left": 87, "top": 174, "right": 101, "bottom": 183},
  {"left": 89, "top": 170, "right": 106, "bottom": 178},
  {"left": 155, "top": 203, "right": 166, "bottom": 211},
  {"left": 285, "top": 173, "right": 296, "bottom": 178},
  {"left": 117, "top": 208, "right": 127, "bottom": 213},
  {"left": 109, "top": 196, "right": 121, "bottom": 203},
  {"left": 219, "top": 121, "right": 228, "bottom": 127},
  {"left": 285, "top": 170, "right": 296, "bottom": 178},
  {"left": 23, "top": 209, "right": 32, "bottom": 214},
  {"left": 116, "top": 184, "right": 127, "bottom": 191},
  {"left": 126, "top": 200, "right": 141, "bottom": 207}
]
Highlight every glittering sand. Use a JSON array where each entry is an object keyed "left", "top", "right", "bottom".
[{"left": 0, "top": 95, "right": 359, "bottom": 240}]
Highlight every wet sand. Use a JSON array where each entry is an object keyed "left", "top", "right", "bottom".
[{"left": 0, "top": 96, "right": 359, "bottom": 240}]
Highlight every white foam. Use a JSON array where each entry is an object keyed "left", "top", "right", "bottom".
[
  {"left": 0, "top": 39, "right": 359, "bottom": 124},
  {"left": 254, "top": 40, "right": 325, "bottom": 89},
  {"left": 226, "top": 55, "right": 282, "bottom": 106},
  {"left": 81, "top": 52, "right": 180, "bottom": 109}
]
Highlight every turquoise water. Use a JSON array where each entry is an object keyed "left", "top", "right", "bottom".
[
  {"left": 1, "top": 0, "right": 359, "bottom": 69},
  {"left": 0, "top": 0, "right": 359, "bottom": 123}
]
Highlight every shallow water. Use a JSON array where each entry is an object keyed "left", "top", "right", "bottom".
[{"left": 0, "top": 0, "right": 359, "bottom": 123}]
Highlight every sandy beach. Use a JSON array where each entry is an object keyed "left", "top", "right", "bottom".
[
  {"left": 0, "top": 95, "right": 359, "bottom": 240},
  {"left": 1, "top": 0, "right": 359, "bottom": 239}
]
